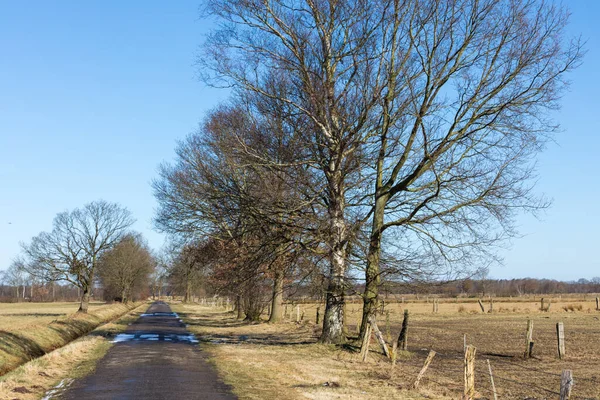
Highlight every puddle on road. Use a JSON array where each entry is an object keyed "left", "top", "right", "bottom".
[
  {"left": 112, "top": 333, "right": 199, "bottom": 344},
  {"left": 41, "top": 378, "right": 74, "bottom": 400},
  {"left": 140, "top": 312, "right": 179, "bottom": 318}
]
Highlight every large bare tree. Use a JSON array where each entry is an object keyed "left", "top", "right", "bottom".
[
  {"left": 21, "top": 200, "right": 135, "bottom": 312},
  {"left": 201, "top": 0, "right": 386, "bottom": 344},
  {"left": 357, "top": 0, "right": 583, "bottom": 338}
]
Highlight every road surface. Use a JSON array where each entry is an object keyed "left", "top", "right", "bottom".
[{"left": 58, "top": 301, "right": 236, "bottom": 400}]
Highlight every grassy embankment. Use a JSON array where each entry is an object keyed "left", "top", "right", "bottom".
[
  {"left": 0, "top": 301, "right": 145, "bottom": 377},
  {"left": 174, "top": 298, "right": 600, "bottom": 399}
]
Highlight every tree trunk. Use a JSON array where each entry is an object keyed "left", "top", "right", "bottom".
[
  {"left": 236, "top": 295, "right": 244, "bottom": 319},
  {"left": 320, "top": 179, "right": 348, "bottom": 344},
  {"left": 268, "top": 271, "right": 284, "bottom": 323},
  {"left": 121, "top": 289, "right": 127, "bottom": 303},
  {"left": 184, "top": 278, "right": 192, "bottom": 303},
  {"left": 360, "top": 193, "right": 388, "bottom": 341},
  {"left": 78, "top": 286, "right": 90, "bottom": 313}
]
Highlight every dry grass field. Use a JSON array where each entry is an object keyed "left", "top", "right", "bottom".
[
  {"left": 174, "top": 297, "right": 600, "bottom": 399},
  {"left": 0, "top": 302, "right": 107, "bottom": 332}
]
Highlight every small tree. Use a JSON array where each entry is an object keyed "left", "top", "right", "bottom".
[
  {"left": 97, "top": 233, "right": 155, "bottom": 303},
  {"left": 21, "top": 200, "right": 134, "bottom": 312}
]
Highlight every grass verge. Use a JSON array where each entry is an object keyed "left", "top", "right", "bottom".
[
  {"left": 171, "top": 303, "right": 433, "bottom": 400},
  {"left": 0, "top": 302, "right": 147, "bottom": 400},
  {"left": 0, "top": 302, "right": 144, "bottom": 376}
]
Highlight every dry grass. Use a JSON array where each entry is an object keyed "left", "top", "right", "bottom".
[
  {"left": 0, "top": 302, "right": 106, "bottom": 331},
  {"left": 0, "top": 301, "right": 144, "bottom": 376},
  {"left": 0, "top": 303, "right": 147, "bottom": 400},
  {"left": 175, "top": 298, "right": 600, "bottom": 399}
]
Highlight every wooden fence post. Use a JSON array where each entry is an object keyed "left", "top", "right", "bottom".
[
  {"left": 463, "top": 334, "right": 467, "bottom": 354},
  {"left": 397, "top": 309, "right": 409, "bottom": 350},
  {"left": 464, "top": 345, "right": 477, "bottom": 400},
  {"left": 360, "top": 323, "right": 373, "bottom": 362},
  {"left": 489, "top": 298, "right": 493, "bottom": 313},
  {"left": 541, "top": 297, "right": 545, "bottom": 311},
  {"left": 296, "top": 304, "right": 300, "bottom": 322},
  {"left": 486, "top": 359, "right": 498, "bottom": 400},
  {"left": 556, "top": 322, "right": 566, "bottom": 359},
  {"left": 385, "top": 311, "right": 391, "bottom": 343},
  {"left": 478, "top": 299, "right": 485, "bottom": 313},
  {"left": 368, "top": 315, "right": 391, "bottom": 358},
  {"left": 316, "top": 306, "right": 320, "bottom": 325},
  {"left": 596, "top": 297, "right": 599, "bottom": 311},
  {"left": 559, "top": 370, "right": 573, "bottom": 400},
  {"left": 524, "top": 319, "right": 534, "bottom": 358},
  {"left": 413, "top": 350, "right": 436, "bottom": 389}
]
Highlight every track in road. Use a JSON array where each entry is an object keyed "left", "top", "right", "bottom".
[{"left": 57, "top": 301, "right": 236, "bottom": 400}]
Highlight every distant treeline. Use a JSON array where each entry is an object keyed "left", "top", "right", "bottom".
[{"left": 376, "top": 277, "right": 600, "bottom": 298}]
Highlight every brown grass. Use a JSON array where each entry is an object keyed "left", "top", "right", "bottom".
[
  {"left": 0, "top": 303, "right": 147, "bottom": 400},
  {"left": 174, "top": 298, "right": 600, "bottom": 399},
  {"left": 0, "top": 301, "right": 144, "bottom": 376}
]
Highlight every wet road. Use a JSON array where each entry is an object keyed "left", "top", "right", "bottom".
[{"left": 59, "top": 302, "right": 236, "bottom": 400}]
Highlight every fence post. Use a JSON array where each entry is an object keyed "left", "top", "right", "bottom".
[
  {"left": 296, "top": 304, "right": 300, "bottom": 322},
  {"left": 316, "top": 306, "right": 320, "bottom": 325},
  {"left": 413, "top": 350, "right": 436, "bottom": 389},
  {"left": 464, "top": 345, "right": 477, "bottom": 400},
  {"left": 385, "top": 311, "right": 391, "bottom": 343},
  {"left": 478, "top": 299, "right": 485, "bottom": 313},
  {"left": 556, "top": 322, "right": 566, "bottom": 359},
  {"left": 360, "top": 323, "right": 373, "bottom": 362},
  {"left": 368, "top": 315, "right": 390, "bottom": 358},
  {"left": 541, "top": 297, "right": 545, "bottom": 311},
  {"left": 397, "top": 309, "right": 409, "bottom": 350},
  {"left": 489, "top": 298, "right": 493, "bottom": 313},
  {"left": 524, "top": 319, "right": 534, "bottom": 358},
  {"left": 596, "top": 297, "right": 599, "bottom": 311},
  {"left": 486, "top": 359, "right": 498, "bottom": 400},
  {"left": 559, "top": 370, "right": 573, "bottom": 400}
]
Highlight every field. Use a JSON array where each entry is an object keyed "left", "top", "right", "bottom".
[
  {"left": 174, "top": 296, "right": 600, "bottom": 399},
  {"left": 0, "top": 302, "right": 107, "bottom": 332}
]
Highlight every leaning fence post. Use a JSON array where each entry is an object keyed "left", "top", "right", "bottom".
[
  {"left": 360, "top": 323, "right": 373, "bottom": 362},
  {"left": 368, "top": 315, "right": 391, "bottom": 358},
  {"left": 559, "top": 370, "right": 573, "bottom": 400},
  {"left": 556, "top": 322, "right": 566, "bottom": 359},
  {"left": 478, "top": 299, "right": 485, "bottom": 313},
  {"left": 413, "top": 350, "right": 436, "bottom": 389},
  {"left": 524, "top": 319, "right": 534, "bottom": 358},
  {"left": 486, "top": 359, "right": 498, "bottom": 400},
  {"left": 397, "top": 309, "right": 409, "bottom": 350},
  {"left": 464, "top": 345, "right": 477, "bottom": 400}
]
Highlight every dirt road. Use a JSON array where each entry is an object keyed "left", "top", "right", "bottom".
[{"left": 58, "top": 302, "right": 236, "bottom": 400}]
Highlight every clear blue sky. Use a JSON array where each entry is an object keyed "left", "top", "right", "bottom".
[{"left": 0, "top": 1, "right": 598, "bottom": 281}]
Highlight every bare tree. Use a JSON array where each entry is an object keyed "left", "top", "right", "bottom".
[
  {"left": 3, "top": 260, "right": 27, "bottom": 300},
  {"left": 201, "top": 0, "right": 386, "bottom": 344},
  {"left": 358, "top": 0, "right": 582, "bottom": 338},
  {"left": 97, "top": 233, "right": 156, "bottom": 302},
  {"left": 21, "top": 200, "right": 135, "bottom": 312}
]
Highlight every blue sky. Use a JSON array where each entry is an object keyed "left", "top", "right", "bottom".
[{"left": 0, "top": 1, "right": 598, "bottom": 281}]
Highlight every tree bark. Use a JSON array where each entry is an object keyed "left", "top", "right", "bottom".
[
  {"left": 360, "top": 193, "right": 388, "bottom": 341},
  {"left": 235, "top": 294, "right": 244, "bottom": 320},
  {"left": 78, "top": 286, "right": 90, "bottom": 313},
  {"left": 268, "top": 271, "right": 284, "bottom": 323},
  {"left": 320, "top": 178, "right": 348, "bottom": 344}
]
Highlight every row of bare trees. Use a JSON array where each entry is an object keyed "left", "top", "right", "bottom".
[
  {"left": 153, "top": 0, "right": 582, "bottom": 343},
  {"left": 11, "top": 200, "right": 156, "bottom": 311}
]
